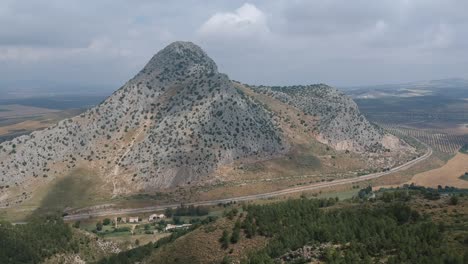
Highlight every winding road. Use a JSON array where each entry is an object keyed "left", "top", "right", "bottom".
[{"left": 64, "top": 145, "right": 432, "bottom": 221}]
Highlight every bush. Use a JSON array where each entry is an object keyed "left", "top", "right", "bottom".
[
  {"left": 72, "top": 221, "right": 80, "bottom": 228},
  {"left": 220, "top": 230, "right": 230, "bottom": 249},
  {"left": 103, "top": 218, "right": 111, "bottom": 225},
  {"left": 449, "top": 196, "right": 459, "bottom": 205},
  {"left": 96, "top": 221, "right": 103, "bottom": 231}
]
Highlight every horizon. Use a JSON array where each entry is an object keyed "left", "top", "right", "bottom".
[{"left": 1, "top": 1, "right": 468, "bottom": 91}]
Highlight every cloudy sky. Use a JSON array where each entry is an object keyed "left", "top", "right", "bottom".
[{"left": 1, "top": 0, "right": 467, "bottom": 92}]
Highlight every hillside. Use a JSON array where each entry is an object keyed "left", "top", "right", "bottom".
[
  {"left": 0, "top": 41, "right": 412, "bottom": 210},
  {"left": 98, "top": 187, "right": 468, "bottom": 264},
  {"left": 251, "top": 84, "right": 401, "bottom": 152}
]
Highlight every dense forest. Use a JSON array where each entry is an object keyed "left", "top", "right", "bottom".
[
  {"left": 0, "top": 215, "right": 75, "bottom": 263},
  {"left": 239, "top": 191, "right": 468, "bottom": 264}
]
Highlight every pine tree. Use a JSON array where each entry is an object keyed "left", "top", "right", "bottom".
[{"left": 220, "top": 230, "right": 230, "bottom": 249}]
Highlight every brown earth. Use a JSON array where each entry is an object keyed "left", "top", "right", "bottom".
[
  {"left": 407, "top": 152, "right": 468, "bottom": 188},
  {"left": 0, "top": 104, "right": 59, "bottom": 118}
]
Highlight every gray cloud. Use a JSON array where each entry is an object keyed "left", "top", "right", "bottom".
[{"left": 0, "top": 0, "right": 467, "bottom": 91}]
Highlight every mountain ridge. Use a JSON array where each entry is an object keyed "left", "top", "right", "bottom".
[{"left": 0, "top": 41, "right": 413, "bottom": 208}]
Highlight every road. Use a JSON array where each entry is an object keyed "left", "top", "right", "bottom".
[{"left": 64, "top": 145, "right": 432, "bottom": 221}]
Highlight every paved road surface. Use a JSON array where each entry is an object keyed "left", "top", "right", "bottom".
[{"left": 64, "top": 145, "right": 432, "bottom": 221}]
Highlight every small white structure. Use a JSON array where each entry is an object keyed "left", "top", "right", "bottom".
[
  {"left": 149, "top": 214, "right": 166, "bottom": 222},
  {"left": 128, "top": 217, "right": 139, "bottom": 223},
  {"left": 165, "top": 224, "right": 191, "bottom": 231}
]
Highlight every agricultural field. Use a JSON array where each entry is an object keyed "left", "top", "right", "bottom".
[
  {"left": 408, "top": 152, "right": 468, "bottom": 188},
  {"left": 378, "top": 123, "right": 468, "bottom": 154},
  {"left": 0, "top": 95, "right": 103, "bottom": 143}
]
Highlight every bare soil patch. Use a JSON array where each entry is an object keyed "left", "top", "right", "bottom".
[{"left": 408, "top": 152, "right": 468, "bottom": 188}]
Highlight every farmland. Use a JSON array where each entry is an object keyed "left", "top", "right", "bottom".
[
  {"left": 0, "top": 95, "right": 104, "bottom": 143},
  {"left": 379, "top": 123, "right": 468, "bottom": 154},
  {"left": 408, "top": 152, "right": 468, "bottom": 188}
]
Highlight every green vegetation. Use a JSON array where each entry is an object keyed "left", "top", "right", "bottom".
[
  {"left": 239, "top": 193, "right": 467, "bottom": 263},
  {"left": 460, "top": 144, "right": 468, "bottom": 154},
  {"left": 220, "top": 230, "right": 230, "bottom": 249},
  {"left": 0, "top": 215, "right": 74, "bottom": 263},
  {"left": 460, "top": 172, "right": 468, "bottom": 181},
  {"left": 3, "top": 186, "right": 466, "bottom": 264},
  {"left": 231, "top": 221, "right": 241, "bottom": 244},
  {"left": 71, "top": 185, "right": 466, "bottom": 263}
]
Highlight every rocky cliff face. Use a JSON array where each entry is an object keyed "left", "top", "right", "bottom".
[{"left": 251, "top": 84, "right": 403, "bottom": 152}]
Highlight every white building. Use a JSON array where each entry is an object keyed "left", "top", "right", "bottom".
[
  {"left": 128, "top": 217, "right": 139, "bottom": 223},
  {"left": 149, "top": 214, "right": 166, "bottom": 222},
  {"left": 165, "top": 224, "right": 191, "bottom": 231}
]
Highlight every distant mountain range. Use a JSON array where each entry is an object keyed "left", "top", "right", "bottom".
[{"left": 345, "top": 78, "right": 468, "bottom": 99}]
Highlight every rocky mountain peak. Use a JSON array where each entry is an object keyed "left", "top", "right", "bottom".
[{"left": 138, "top": 41, "right": 218, "bottom": 81}]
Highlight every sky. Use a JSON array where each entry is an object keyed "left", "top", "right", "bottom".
[{"left": 1, "top": 0, "right": 467, "bottom": 93}]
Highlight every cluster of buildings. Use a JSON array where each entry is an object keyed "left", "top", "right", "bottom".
[
  {"left": 111, "top": 213, "right": 192, "bottom": 232},
  {"left": 148, "top": 213, "right": 166, "bottom": 222},
  {"left": 113, "top": 213, "right": 165, "bottom": 225}
]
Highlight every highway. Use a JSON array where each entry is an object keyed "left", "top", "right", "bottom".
[{"left": 64, "top": 145, "right": 432, "bottom": 221}]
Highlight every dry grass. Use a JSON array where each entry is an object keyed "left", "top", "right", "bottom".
[
  {"left": 408, "top": 152, "right": 468, "bottom": 188},
  {"left": 0, "top": 120, "right": 52, "bottom": 135},
  {"left": 106, "top": 232, "right": 171, "bottom": 246},
  {"left": 0, "top": 167, "right": 113, "bottom": 221},
  {"left": 189, "top": 84, "right": 372, "bottom": 201},
  {"left": 372, "top": 151, "right": 450, "bottom": 189},
  {"left": 0, "top": 108, "right": 80, "bottom": 138}
]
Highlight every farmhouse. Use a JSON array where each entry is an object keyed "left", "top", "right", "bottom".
[
  {"left": 149, "top": 213, "right": 166, "bottom": 222},
  {"left": 128, "top": 217, "right": 139, "bottom": 223}
]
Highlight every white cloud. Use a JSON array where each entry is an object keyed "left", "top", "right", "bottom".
[
  {"left": 198, "top": 3, "right": 269, "bottom": 39},
  {"left": 1, "top": 0, "right": 468, "bottom": 88},
  {"left": 425, "top": 23, "right": 454, "bottom": 49},
  {"left": 0, "top": 36, "right": 131, "bottom": 63}
]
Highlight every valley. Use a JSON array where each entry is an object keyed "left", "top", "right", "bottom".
[
  {"left": 0, "top": 43, "right": 466, "bottom": 224},
  {"left": 0, "top": 42, "right": 466, "bottom": 264},
  {"left": 0, "top": 42, "right": 417, "bottom": 220},
  {"left": 2, "top": 1, "right": 468, "bottom": 262}
]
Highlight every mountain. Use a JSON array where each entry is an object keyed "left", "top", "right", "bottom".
[
  {"left": 345, "top": 78, "right": 468, "bottom": 99},
  {"left": 250, "top": 84, "right": 400, "bottom": 152},
  {"left": 0, "top": 42, "right": 412, "bottom": 208}
]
